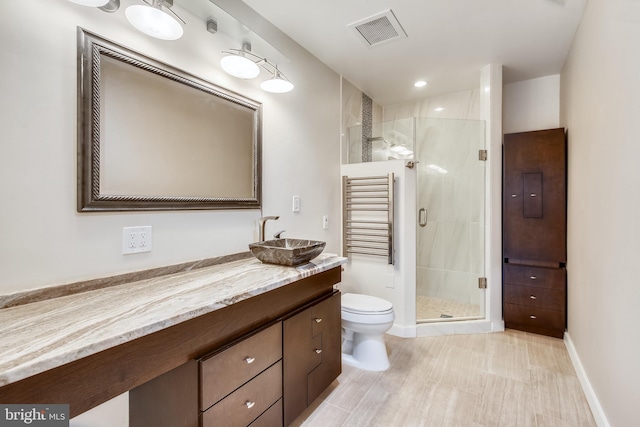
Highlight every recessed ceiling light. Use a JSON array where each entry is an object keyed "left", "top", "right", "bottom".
[
  {"left": 434, "top": 107, "right": 444, "bottom": 112},
  {"left": 414, "top": 80, "right": 427, "bottom": 88}
]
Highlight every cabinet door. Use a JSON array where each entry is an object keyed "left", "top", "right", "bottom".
[
  {"left": 307, "top": 293, "right": 341, "bottom": 404},
  {"left": 503, "top": 128, "right": 566, "bottom": 263},
  {"left": 283, "top": 291, "right": 341, "bottom": 426}
]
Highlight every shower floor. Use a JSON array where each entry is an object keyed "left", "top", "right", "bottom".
[{"left": 416, "top": 295, "right": 482, "bottom": 321}]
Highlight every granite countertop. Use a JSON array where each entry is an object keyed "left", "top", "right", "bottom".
[{"left": 0, "top": 254, "right": 346, "bottom": 387}]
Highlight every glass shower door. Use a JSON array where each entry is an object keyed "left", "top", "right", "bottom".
[{"left": 415, "top": 117, "right": 486, "bottom": 322}]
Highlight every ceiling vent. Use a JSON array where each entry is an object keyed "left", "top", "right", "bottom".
[{"left": 348, "top": 9, "right": 407, "bottom": 48}]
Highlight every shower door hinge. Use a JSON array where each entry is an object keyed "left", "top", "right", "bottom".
[
  {"left": 478, "top": 277, "right": 487, "bottom": 289},
  {"left": 479, "top": 150, "right": 488, "bottom": 161}
]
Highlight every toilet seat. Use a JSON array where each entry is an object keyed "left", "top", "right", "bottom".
[{"left": 341, "top": 293, "right": 393, "bottom": 315}]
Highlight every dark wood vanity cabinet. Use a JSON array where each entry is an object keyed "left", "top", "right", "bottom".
[
  {"left": 503, "top": 128, "right": 567, "bottom": 338},
  {"left": 283, "top": 291, "right": 341, "bottom": 426},
  {"left": 130, "top": 269, "right": 342, "bottom": 427}
]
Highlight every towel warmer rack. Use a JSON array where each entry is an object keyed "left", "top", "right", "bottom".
[{"left": 342, "top": 173, "right": 394, "bottom": 264}]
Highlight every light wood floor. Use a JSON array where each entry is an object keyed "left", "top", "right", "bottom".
[{"left": 292, "top": 329, "right": 596, "bottom": 427}]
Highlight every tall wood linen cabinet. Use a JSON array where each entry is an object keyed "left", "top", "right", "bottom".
[{"left": 503, "top": 128, "right": 567, "bottom": 338}]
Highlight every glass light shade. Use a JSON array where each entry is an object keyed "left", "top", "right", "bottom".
[
  {"left": 220, "top": 55, "right": 261, "bottom": 79},
  {"left": 69, "top": 0, "right": 109, "bottom": 6},
  {"left": 260, "top": 76, "right": 294, "bottom": 93},
  {"left": 125, "top": 5, "right": 183, "bottom": 41}
]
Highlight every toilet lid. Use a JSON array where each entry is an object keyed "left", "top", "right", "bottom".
[{"left": 341, "top": 293, "right": 393, "bottom": 314}]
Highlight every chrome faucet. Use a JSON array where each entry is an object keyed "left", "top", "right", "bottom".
[
  {"left": 273, "top": 230, "right": 286, "bottom": 239},
  {"left": 258, "top": 216, "right": 279, "bottom": 241}
]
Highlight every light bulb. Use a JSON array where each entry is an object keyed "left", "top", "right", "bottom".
[
  {"left": 126, "top": 4, "right": 183, "bottom": 40},
  {"left": 220, "top": 55, "right": 261, "bottom": 79},
  {"left": 260, "top": 76, "right": 294, "bottom": 93}
]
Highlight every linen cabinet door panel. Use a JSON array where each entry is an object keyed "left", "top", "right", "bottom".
[
  {"left": 503, "top": 284, "right": 565, "bottom": 311},
  {"left": 503, "top": 128, "right": 566, "bottom": 263}
]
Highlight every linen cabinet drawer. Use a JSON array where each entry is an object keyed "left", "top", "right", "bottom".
[
  {"left": 504, "top": 303, "right": 565, "bottom": 338},
  {"left": 201, "top": 361, "right": 282, "bottom": 427},
  {"left": 504, "top": 264, "right": 565, "bottom": 289},
  {"left": 503, "top": 284, "right": 565, "bottom": 311},
  {"left": 200, "top": 323, "right": 282, "bottom": 410}
]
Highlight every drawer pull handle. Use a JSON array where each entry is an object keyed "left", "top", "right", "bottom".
[
  {"left": 529, "top": 295, "right": 537, "bottom": 300},
  {"left": 244, "top": 401, "right": 255, "bottom": 409},
  {"left": 511, "top": 194, "right": 518, "bottom": 198},
  {"left": 530, "top": 276, "right": 537, "bottom": 280},
  {"left": 530, "top": 193, "right": 537, "bottom": 197},
  {"left": 314, "top": 349, "right": 322, "bottom": 354},
  {"left": 314, "top": 318, "right": 323, "bottom": 323},
  {"left": 530, "top": 315, "right": 537, "bottom": 319},
  {"left": 244, "top": 357, "right": 255, "bottom": 364}
]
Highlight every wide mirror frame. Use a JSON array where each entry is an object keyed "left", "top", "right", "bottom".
[{"left": 77, "top": 28, "right": 262, "bottom": 211}]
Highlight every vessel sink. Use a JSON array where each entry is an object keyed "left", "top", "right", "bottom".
[{"left": 249, "top": 238, "right": 326, "bottom": 266}]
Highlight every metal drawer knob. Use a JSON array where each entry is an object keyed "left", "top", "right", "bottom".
[
  {"left": 530, "top": 193, "right": 537, "bottom": 197},
  {"left": 530, "top": 276, "right": 537, "bottom": 280},
  {"left": 314, "top": 349, "right": 322, "bottom": 354},
  {"left": 530, "top": 315, "right": 537, "bottom": 319},
  {"left": 529, "top": 295, "right": 537, "bottom": 300},
  {"left": 511, "top": 194, "right": 518, "bottom": 198},
  {"left": 244, "top": 357, "right": 255, "bottom": 364},
  {"left": 314, "top": 318, "right": 323, "bottom": 323},
  {"left": 244, "top": 401, "right": 255, "bottom": 409}
]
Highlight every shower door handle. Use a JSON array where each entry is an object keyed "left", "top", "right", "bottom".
[{"left": 418, "top": 208, "right": 428, "bottom": 227}]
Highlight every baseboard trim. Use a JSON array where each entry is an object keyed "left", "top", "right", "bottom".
[
  {"left": 388, "top": 324, "right": 416, "bottom": 338},
  {"left": 564, "top": 332, "right": 610, "bottom": 427}
]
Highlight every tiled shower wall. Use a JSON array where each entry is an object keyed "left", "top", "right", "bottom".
[{"left": 341, "top": 78, "right": 382, "bottom": 164}]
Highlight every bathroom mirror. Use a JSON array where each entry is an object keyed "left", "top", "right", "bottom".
[{"left": 77, "top": 28, "right": 261, "bottom": 211}]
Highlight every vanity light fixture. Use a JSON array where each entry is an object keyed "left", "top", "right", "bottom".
[
  {"left": 125, "top": 0, "right": 185, "bottom": 41},
  {"left": 68, "top": 0, "right": 120, "bottom": 13},
  {"left": 220, "top": 41, "right": 294, "bottom": 93}
]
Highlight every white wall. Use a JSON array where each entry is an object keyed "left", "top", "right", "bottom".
[
  {"left": 503, "top": 75, "right": 560, "bottom": 134},
  {"left": 560, "top": 0, "right": 640, "bottom": 425},
  {"left": 0, "top": 0, "right": 341, "bottom": 295},
  {"left": 0, "top": 1, "right": 341, "bottom": 424}
]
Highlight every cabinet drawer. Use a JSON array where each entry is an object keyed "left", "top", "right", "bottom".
[
  {"left": 504, "top": 264, "right": 565, "bottom": 289},
  {"left": 248, "top": 399, "right": 282, "bottom": 427},
  {"left": 200, "top": 323, "right": 282, "bottom": 410},
  {"left": 201, "top": 361, "right": 282, "bottom": 427},
  {"left": 504, "top": 284, "right": 565, "bottom": 311},
  {"left": 504, "top": 303, "right": 565, "bottom": 337}
]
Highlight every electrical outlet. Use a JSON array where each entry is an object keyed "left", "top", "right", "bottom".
[
  {"left": 323, "top": 215, "right": 329, "bottom": 230},
  {"left": 122, "top": 226, "right": 152, "bottom": 254}
]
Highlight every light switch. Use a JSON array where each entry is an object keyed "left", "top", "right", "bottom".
[{"left": 292, "top": 196, "right": 300, "bottom": 212}]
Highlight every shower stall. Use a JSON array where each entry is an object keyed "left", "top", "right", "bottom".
[{"left": 345, "top": 117, "right": 486, "bottom": 323}]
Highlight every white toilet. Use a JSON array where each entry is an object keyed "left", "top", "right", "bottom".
[{"left": 341, "top": 293, "right": 395, "bottom": 372}]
